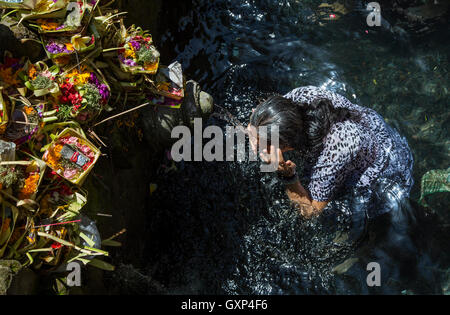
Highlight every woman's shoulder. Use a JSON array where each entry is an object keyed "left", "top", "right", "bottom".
[
  {"left": 283, "top": 86, "right": 325, "bottom": 103},
  {"left": 284, "top": 86, "right": 363, "bottom": 112}
]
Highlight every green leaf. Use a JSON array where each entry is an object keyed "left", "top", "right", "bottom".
[
  {"left": 82, "top": 246, "right": 108, "bottom": 256},
  {"left": 25, "top": 252, "right": 34, "bottom": 265},
  {"left": 79, "top": 232, "right": 95, "bottom": 247},
  {"left": 37, "top": 232, "right": 74, "bottom": 247},
  {"left": 40, "top": 143, "right": 51, "bottom": 152},
  {"left": 419, "top": 168, "right": 450, "bottom": 207},
  {"left": 53, "top": 278, "right": 69, "bottom": 295},
  {"left": 101, "top": 239, "right": 122, "bottom": 247},
  {"left": 87, "top": 258, "right": 115, "bottom": 271},
  {"left": 68, "top": 202, "right": 83, "bottom": 213}
]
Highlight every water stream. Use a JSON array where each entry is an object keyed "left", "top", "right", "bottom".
[{"left": 108, "top": 0, "right": 450, "bottom": 294}]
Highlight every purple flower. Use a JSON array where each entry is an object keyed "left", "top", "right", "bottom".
[
  {"left": 89, "top": 73, "right": 100, "bottom": 86},
  {"left": 124, "top": 59, "right": 137, "bottom": 67},
  {"left": 129, "top": 40, "right": 141, "bottom": 51},
  {"left": 89, "top": 73, "right": 110, "bottom": 102},
  {"left": 98, "top": 84, "right": 110, "bottom": 102},
  {"left": 46, "top": 42, "right": 69, "bottom": 54}
]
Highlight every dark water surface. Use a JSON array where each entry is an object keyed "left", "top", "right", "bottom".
[{"left": 109, "top": 0, "right": 450, "bottom": 294}]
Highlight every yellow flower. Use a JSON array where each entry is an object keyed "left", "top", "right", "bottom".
[
  {"left": 123, "top": 47, "right": 136, "bottom": 59},
  {"left": 71, "top": 34, "right": 92, "bottom": 51},
  {"left": 65, "top": 66, "right": 91, "bottom": 85}
]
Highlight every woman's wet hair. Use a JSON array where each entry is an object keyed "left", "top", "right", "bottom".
[{"left": 249, "top": 95, "right": 357, "bottom": 155}]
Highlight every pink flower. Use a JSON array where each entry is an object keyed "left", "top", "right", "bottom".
[
  {"left": 60, "top": 136, "right": 78, "bottom": 145},
  {"left": 41, "top": 70, "right": 52, "bottom": 78},
  {"left": 63, "top": 168, "right": 78, "bottom": 179},
  {"left": 79, "top": 144, "right": 94, "bottom": 158}
]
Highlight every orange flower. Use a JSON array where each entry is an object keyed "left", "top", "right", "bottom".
[
  {"left": 144, "top": 62, "right": 158, "bottom": 73},
  {"left": 24, "top": 106, "right": 35, "bottom": 115},
  {"left": 45, "top": 143, "right": 63, "bottom": 170},
  {"left": 19, "top": 173, "right": 40, "bottom": 199},
  {"left": 36, "top": 19, "right": 60, "bottom": 31},
  {"left": 0, "top": 67, "right": 21, "bottom": 86},
  {"left": 28, "top": 65, "right": 37, "bottom": 80},
  {"left": 65, "top": 43, "right": 74, "bottom": 51}
]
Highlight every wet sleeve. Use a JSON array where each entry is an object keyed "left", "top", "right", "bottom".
[{"left": 307, "top": 122, "right": 362, "bottom": 202}]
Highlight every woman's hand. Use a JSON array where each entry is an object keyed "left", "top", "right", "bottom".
[
  {"left": 260, "top": 145, "right": 328, "bottom": 219},
  {"left": 260, "top": 145, "right": 296, "bottom": 177},
  {"left": 247, "top": 124, "right": 258, "bottom": 155}
]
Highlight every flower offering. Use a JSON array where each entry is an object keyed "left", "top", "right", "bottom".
[{"left": 42, "top": 128, "right": 99, "bottom": 184}]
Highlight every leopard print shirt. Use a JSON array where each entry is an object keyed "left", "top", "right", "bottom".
[{"left": 284, "top": 86, "right": 396, "bottom": 202}]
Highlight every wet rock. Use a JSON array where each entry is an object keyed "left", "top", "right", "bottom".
[
  {"left": 141, "top": 80, "right": 214, "bottom": 149},
  {"left": 378, "top": 0, "right": 450, "bottom": 35},
  {"left": 331, "top": 257, "right": 359, "bottom": 275},
  {"left": 199, "top": 91, "right": 214, "bottom": 118},
  {"left": 0, "top": 260, "right": 21, "bottom": 295},
  {"left": 0, "top": 16, "right": 43, "bottom": 61}
]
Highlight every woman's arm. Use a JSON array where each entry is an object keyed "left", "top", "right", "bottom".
[
  {"left": 260, "top": 145, "right": 328, "bottom": 219},
  {"left": 284, "top": 179, "right": 329, "bottom": 218}
]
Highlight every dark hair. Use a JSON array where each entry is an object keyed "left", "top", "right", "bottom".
[{"left": 249, "top": 95, "right": 356, "bottom": 156}]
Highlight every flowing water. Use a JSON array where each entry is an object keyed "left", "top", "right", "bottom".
[{"left": 107, "top": 0, "right": 450, "bottom": 294}]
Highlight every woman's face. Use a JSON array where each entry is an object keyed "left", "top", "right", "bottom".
[{"left": 246, "top": 124, "right": 294, "bottom": 154}]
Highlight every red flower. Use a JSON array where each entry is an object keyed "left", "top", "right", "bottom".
[
  {"left": 51, "top": 242, "right": 62, "bottom": 249},
  {"left": 59, "top": 82, "right": 82, "bottom": 110}
]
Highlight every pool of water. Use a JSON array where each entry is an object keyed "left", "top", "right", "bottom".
[{"left": 108, "top": 0, "right": 450, "bottom": 294}]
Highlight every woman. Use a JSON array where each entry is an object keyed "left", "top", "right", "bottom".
[{"left": 247, "top": 86, "right": 414, "bottom": 219}]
